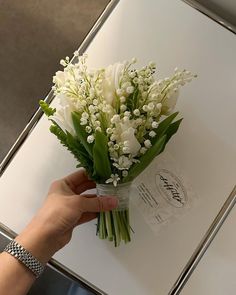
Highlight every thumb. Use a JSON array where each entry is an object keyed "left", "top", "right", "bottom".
[{"left": 76, "top": 195, "right": 118, "bottom": 213}]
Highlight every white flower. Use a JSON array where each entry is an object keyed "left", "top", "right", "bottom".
[
  {"left": 80, "top": 118, "right": 87, "bottom": 125},
  {"left": 50, "top": 95, "right": 76, "bottom": 135},
  {"left": 120, "top": 96, "right": 126, "bottom": 103},
  {"left": 142, "top": 105, "right": 148, "bottom": 112},
  {"left": 93, "top": 99, "right": 98, "bottom": 105},
  {"left": 113, "top": 156, "right": 132, "bottom": 170},
  {"left": 106, "top": 128, "right": 113, "bottom": 134},
  {"left": 111, "top": 114, "right": 120, "bottom": 124},
  {"left": 53, "top": 70, "right": 73, "bottom": 88},
  {"left": 126, "top": 86, "right": 134, "bottom": 94},
  {"left": 85, "top": 126, "right": 92, "bottom": 133},
  {"left": 148, "top": 102, "right": 155, "bottom": 110},
  {"left": 102, "top": 62, "right": 125, "bottom": 105},
  {"left": 140, "top": 147, "right": 147, "bottom": 154},
  {"left": 120, "top": 105, "right": 127, "bottom": 112},
  {"left": 133, "top": 109, "right": 140, "bottom": 116},
  {"left": 152, "top": 121, "right": 159, "bottom": 128},
  {"left": 149, "top": 131, "right": 156, "bottom": 138},
  {"left": 95, "top": 127, "right": 102, "bottom": 132},
  {"left": 124, "top": 111, "right": 131, "bottom": 117},
  {"left": 87, "top": 135, "right": 95, "bottom": 144},
  {"left": 122, "top": 146, "right": 130, "bottom": 154},
  {"left": 162, "top": 89, "right": 179, "bottom": 114},
  {"left": 106, "top": 174, "right": 120, "bottom": 186},
  {"left": 116, "top": 88, "right": 123, "bottom": 96},
  {"left": 82, "top": 112, "right": 89, "bottom": 119},
  {"left": 144, "top": 139, "right": 152, "bottom": 148},
  {"left": 117, "top": 122, "right": 141, "bottom": 156}
]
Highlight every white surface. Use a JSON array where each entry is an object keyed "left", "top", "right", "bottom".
[
  {"left": 182, "top": 207, "right": 236, "bottom": 295},
  {"left": 0, "top": 0, "right": 236, "bottom": 294}
]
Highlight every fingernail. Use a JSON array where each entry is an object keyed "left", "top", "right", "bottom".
[{"left": 107, "top": 197, "right": 118, "bottom": 208}]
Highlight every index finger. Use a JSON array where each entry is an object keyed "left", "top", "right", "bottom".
[{"left": 63, "top": 169, "right": 92, "bottom": 192}]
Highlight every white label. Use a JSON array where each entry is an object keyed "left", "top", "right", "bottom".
[{"left": 131, "top": 152, "right": 196, "bottom": 233}]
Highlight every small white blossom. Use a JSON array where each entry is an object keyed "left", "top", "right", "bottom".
[
  {"left": 152, "top": 121, "right": 159, "bottom": 128},
  {"left": 126, "top": 86, "right": 134, "bottom": 94},
  {"left": 122, "top": 146, "right": 130, "bottom": 154},
  {"left": 106, "top": 128, "right": 113, "bottom": 134},
  {"left": 142, "top": 105, "right": 148, "bottom": 112},
  {"left": 129, "top": 71, "right": 136, "bottom": 78},
  {"left": 120, "top": 105, "right": 127, "bottom": 112},
  {"left": 133, "top": 109, "right": 140, "bottom": 116},
  {"left": 140, "top": 147, "right": 147, "bottom": 154},
  {"left": 111, "top": 114, "right": 120, "bottom": 124},
  {"left": 82, "top": 112, "right": 89, "bottom": 119},
  {"left": 144, "top": 139, "right": 152, "bottom": 148},
  {"left": 81, "top": 100, "right": 87, "bottom": 106},
  {"left": 106, "top": 174, "right": 120, "bottom": 187},
  {"left": 87, "top": 135, "right": 95, "bottom": 143},
  {"left": 95, "top": 127, "right": 102, "bottom": 132},
  {"left": 93, "top": 99, "right": 98, "bottom": 105},
  {"left": 149, "top": 131, "right": 156, "bottom": 138},
  {"left": 113, "top": 156, "right": 132, "bottom": 170},
  {"left": 124, "top": 111, "right": 131, "bottom": 117},
  {"left": 148, "top": 102, "right": 155, "bottom": 110},
  {"left": 60, "top": 59, "right": 67, "bottom": 67},
  {"left": 120, "top": 96, "right": 126, "bottom": 103},
  {"left": 80, "top": 118, "right": 87, "bottom": 125},
  {"left": 116, "top": 88, "right": 123, "bottom": 96},
  {"left": 88, "top": 105, "right": 95, "bottom": 113},
  {"left": 85, "top": 126, "right": 92, "bottom": 133},
  {"left": 110, "top": 134, "right": 116, "bottom": 141}
]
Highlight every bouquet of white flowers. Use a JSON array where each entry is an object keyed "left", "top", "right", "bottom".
[{"left": 40, "top": 53, "right": 195, "bottom": 246}]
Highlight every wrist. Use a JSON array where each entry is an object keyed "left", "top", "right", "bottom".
[{"left": 15, "top": 221, "right": 57, "bottom": 264}]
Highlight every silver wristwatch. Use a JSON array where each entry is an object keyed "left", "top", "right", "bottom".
[{"left": 4, "top": 240, "right": 45, "bottom": 278}]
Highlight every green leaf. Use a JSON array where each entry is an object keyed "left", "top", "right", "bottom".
[
  {"left": 132, "top": 87, "right": 139, "bottom": 110},
  {"left": 93, "top": 131, "right": 112, "bottom": 182},
  {"left": 123, "top": 135, "right": 167, "bottom": 182},
  {"left": 72, "top": 112, "right": 93, "bottom": 158},
  {"left": 154, "top": 112, "right": 179, "bottom": 140},
  {"left": 160, "top": 118, "right": 183, "bottom": 152},
  {"left": 50, "top": 124, "right": 93, "bottom": 177},
  {"left": 39, "top": 100, "right": 56, "bottom": 116}
]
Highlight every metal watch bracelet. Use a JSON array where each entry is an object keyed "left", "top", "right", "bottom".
[{"left": 4, "top": 240, "right": 45, "bottom": 278}]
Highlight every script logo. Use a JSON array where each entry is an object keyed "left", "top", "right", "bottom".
[{"left": 156, "top": 169, "right": 187, "bottom": 208}]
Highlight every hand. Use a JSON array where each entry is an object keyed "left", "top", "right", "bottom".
[{"left": 15, "top": 170, "right": 118, "bottom": 264}]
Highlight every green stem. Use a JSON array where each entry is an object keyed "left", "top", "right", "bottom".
[
  {"left": 105, "top": 211, "right": 113, "bottom": 241},
  {"left": 97, "top": 209, "right": 131, "bottom": 247}
]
